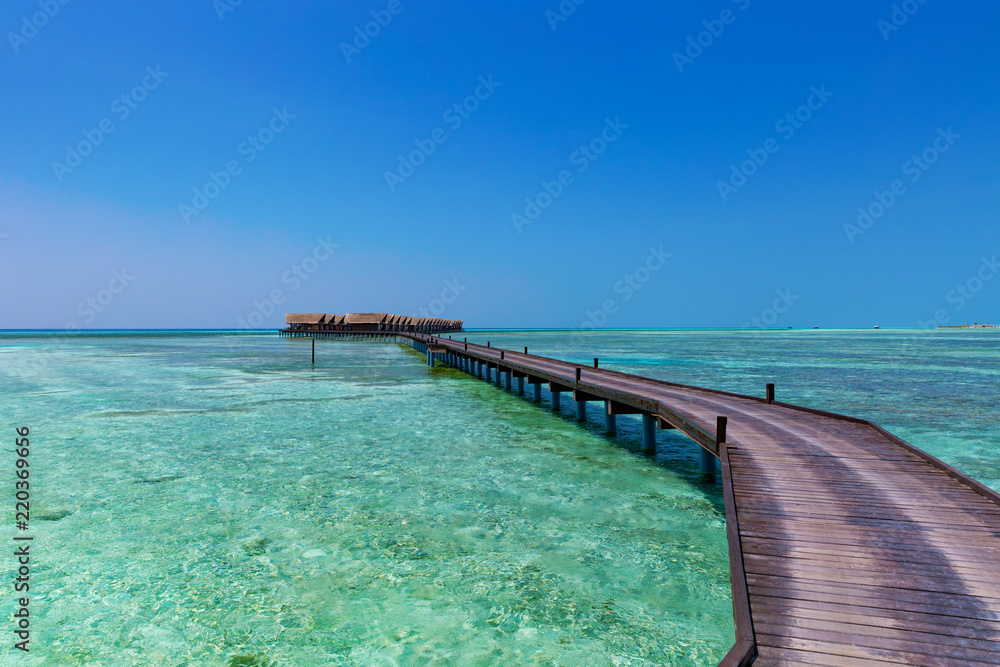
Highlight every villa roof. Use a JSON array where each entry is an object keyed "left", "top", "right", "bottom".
[
  {"left": 346, "top": 313, "right": 387, "bottom": 324},
  {"left": 286, "top": 312, "right": 461, "bottom": 329},
  {"left": 286, "top": 313, "right": 325, "bottom": 325}
]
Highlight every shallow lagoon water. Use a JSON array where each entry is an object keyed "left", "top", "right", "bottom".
[{"left": 0, "top": 329, "right": 997, "bottom": 665}]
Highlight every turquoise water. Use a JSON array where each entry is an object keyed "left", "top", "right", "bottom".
[{"left": 0, "top": 329, "right": 997, "bottom": 665}]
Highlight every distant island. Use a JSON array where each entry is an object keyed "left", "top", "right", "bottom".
[{"left": 938, "top": 323, "right": 998, "bottom": 329}]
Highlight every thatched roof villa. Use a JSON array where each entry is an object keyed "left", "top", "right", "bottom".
[{"left": 283, "top": 313, "right": 463, "bottom": 333}]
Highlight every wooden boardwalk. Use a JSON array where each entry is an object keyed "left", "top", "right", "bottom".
[{"left": 400, "top": 334, "right": 1000, "bottom": 666}]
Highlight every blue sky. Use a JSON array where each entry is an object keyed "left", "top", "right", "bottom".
[{"left": 1, "top": 1, "right": 998, "bottom": 329}]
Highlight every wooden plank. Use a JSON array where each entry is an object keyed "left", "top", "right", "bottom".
[
  {"left": 753, "top": 645, "right": 903, "bottom": 666},
  {"left": 754, "top": 626, "right": 1000, "bottom": 664},
  {"left": 742, "top": 550, "right": 1000, "bottom": 584},
  {"left": 752, "top": 609, "right": 1000, "bottom": 647},
  {"left": 741, "top": 538, "right": 1000, "bottom": 575},
  {"left": 747, "top": 576, "right": 1000, "bottom": 617}
]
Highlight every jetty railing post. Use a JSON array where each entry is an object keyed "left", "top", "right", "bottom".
[
  {"left": 766, "top": 383, "right": 775, "bottom": 404},
  {"left": 594, "top": 358, "right": 599, "bottom": 368},
  {"left": 642, "top": 414, "right": 656, "bottom": 454},
  {"left": 524, "top": 347, "right": 528, "bottom": 355},
  {"left": 604, "top": 401, "right": 616, "bottom": 435},
  {"left": 575, "top": 368, "right": 586, "bottom": 420},
  {"left": 704, "top": 416, "right": 725, "bottom": 474}
]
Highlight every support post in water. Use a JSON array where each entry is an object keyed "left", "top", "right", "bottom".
[
  {"left": 605, "top": 401, "right": 616, "bottom": 434},
  {"left": 642, "top": 414, "right": 656, "bottom": 455},
  {"left": 312, "top": 338, "right": 315, "bottom": 365},
  {"left": 766, "top": 383, "right": 775, "bottom": 404},
  {"left": 576, "top": 399, "right": 586, "bottom": 421}
]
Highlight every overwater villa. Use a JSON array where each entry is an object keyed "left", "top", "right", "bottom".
[{"left": 283, "top": 313, "right": 463, "bottom": 334}]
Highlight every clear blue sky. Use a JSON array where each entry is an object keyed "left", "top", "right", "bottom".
[{"left": 2, "top": 1, "right": 998, "bottom": 329}]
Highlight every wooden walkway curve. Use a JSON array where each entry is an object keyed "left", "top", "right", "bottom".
[{"left": 399, "top": 333, "right": 1000, "bottom": 666}]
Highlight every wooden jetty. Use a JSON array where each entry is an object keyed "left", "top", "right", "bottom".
[{"left": 292, "top": 329, "right": 1000, "bottom": 665}]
